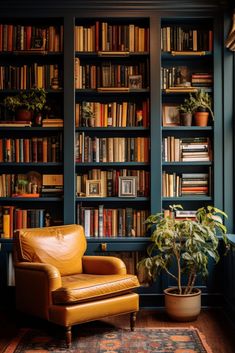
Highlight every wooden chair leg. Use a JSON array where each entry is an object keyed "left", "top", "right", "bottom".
[
  {"left": 130, "top": 312, "right": 137, "bottom": 331},
  {"left": 65, "top": 326, "right": 72, "bottom": 347}
]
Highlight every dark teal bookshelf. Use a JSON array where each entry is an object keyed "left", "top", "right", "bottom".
[{"left": 0, "top": 5, "right": 232, "bottom": 310}]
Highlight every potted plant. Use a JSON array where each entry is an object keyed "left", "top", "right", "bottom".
[
  {"left": 81, "top": 102, "right": 95, "bottom": 127},
  {"left": 137, "top": 204, "right": 228, "bottom": 321},
  {"left": 177, "top": 97, "right": 194, "bottom": 126},
  {"left": 3, "top": 87, "right": 47, "bottom": 122},
  {"left": 189, "top": 89, "right": 214, "bottom": 126}
]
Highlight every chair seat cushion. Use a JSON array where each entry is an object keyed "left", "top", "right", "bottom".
[{"left": 52, "top": 273, "right": 139, "bottom": 304}]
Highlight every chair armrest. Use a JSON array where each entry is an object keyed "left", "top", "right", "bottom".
[
  {"left": 82, "top": 255, "right": 127, "bottom": 275},
  {"left": 15, "top": 262, "right": 62, "bottom": 319},
  {"left": 15, "top": 262, "right": 62, "bottom": 291}
]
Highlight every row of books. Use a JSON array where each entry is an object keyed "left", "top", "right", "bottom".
[
  {"left": 77, "top": 204, "right": 148, "bottom": 237},
  {"left": 162, "top": 172, "right": 210, "bottom": 197},
  {"left": 0, "top": 135, "right": 62, "bottom": 163},
  {"left": 161, "top": 67, "right": 212, "bottom": 91},
  {"left": 75, "top": 134, "right": 150, "bottom": 163},
  {"left": 75, "top": 100, "right": 149, "bottom": 128},
  {"left": 74, "top": 58, "right": 149, "bottom": 89},
  {"left": 0, "top": 206, "right": 45, "bottom": 238},
  {"left": 0, "top": 63, "right": 62, "bottom": 90},
  {"left": 75, "top": 23, "right": 149, "bottom": 52},
  {"left": 76, "top": 169, "right": 150, "bottom": 197},
  {"left": 162, "top": 137, "right": 212, "bottom": 162},
  {"left": 161, "top": 26, "right": 213, "bottom": 52},
  {"left": 0, "top": 173, "right": 63, "bottom": 198},
  {"left": 0, "top": 24, "right": 63, "bottom": 52}
]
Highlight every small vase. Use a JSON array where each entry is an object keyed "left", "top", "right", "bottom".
[
  {"left": 34, "top": 112, "right": 43, "bottom": 126},
  {"left": 180, "top": 112, "right": 192, "bottom": 126},
  {"left": 194, "top": 111, "right": 209, "bottom": 127},
  {"left": 16, "top": 109, "right": 33, "bottom": 122}
]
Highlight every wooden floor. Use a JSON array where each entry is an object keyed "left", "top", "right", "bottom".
[{"left": 0, "top": 307, "right": 235, "bottom": 352}]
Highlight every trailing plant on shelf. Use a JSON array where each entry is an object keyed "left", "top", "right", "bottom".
[
  {"left": 137, "top": 204, "right": 228, "bottom": 320},
  {"left": 190, "top": 89, "right": 214, "bottom": 120}
]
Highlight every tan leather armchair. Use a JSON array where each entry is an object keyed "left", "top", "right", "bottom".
[{"left": 14, "top": 224, "right": 140, "bottom": 346}]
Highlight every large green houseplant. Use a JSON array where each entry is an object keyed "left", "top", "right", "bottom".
[{"left": 137, "top": 205, "right": 228, "bottom": 321}]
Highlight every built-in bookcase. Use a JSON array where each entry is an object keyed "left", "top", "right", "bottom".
[
  {"left": 160, "top": 18, "right": 215, "bottom": 214},
  {"left": 0, "top": 18, "right": 64, "bottom": 237},
  {"left": 0, "top": 11, "right": 225, "bottom": 308},
  {"left": 74, "top": 18, "right": 151, "bottom": 238}
]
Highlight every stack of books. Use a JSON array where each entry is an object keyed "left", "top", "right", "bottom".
[
  {"left": 191, "top": 72, "right": 213, "bottom": 88},
  {"left": 181, "top": 173, "right": 209, "bottom": 195},
  {"left": 41, "top": 174, "right": 63, "bottom": 196},
  {"left": 42, "top": 118, "right": 63, "bottom": 127},
  {"left": 180, "top": 137, "right": 211, "bottom": 161}
]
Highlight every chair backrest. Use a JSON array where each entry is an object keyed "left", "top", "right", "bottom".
[{"left": 14, "top": 224, "right": 87, "bottom": 276}]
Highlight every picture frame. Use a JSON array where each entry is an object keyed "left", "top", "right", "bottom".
[
  {"left": 118, "top": 176, "right": 137, "bottom": 198},
  {"left": 162, "top": 103, "right": 180, "bottom": 126},
  {"left": 30, "top": 36, "right": 46, "bottom": 51},
  {"left": 86, "top": 180, "right": 102, "bottom": 197},
  {"left": 128, "top": 75, "right": 142, "bottom": 89}
]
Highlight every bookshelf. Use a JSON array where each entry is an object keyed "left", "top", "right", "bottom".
[
  {"left": 160, "top": 18, "right": 217, "bottom": 214},
  {"left": 74, "top": 18, "right": 151, "bottom": 239},
  {"left": 0, "top": 8, "right": 227, "bottom": 308},
  {"left": 0, "top": 18, "right": 64, "bottom": 236}
]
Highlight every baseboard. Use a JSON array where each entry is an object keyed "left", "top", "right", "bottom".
[{"left": 140, "top": 293, "right": 224, "bottom": 309}]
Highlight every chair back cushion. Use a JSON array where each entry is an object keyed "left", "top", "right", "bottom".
[{"left": 15, "top": 224, "right": 87, "bottom": 276}]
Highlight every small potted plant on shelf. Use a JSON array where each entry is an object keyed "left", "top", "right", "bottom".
[
  {"left": 177, "top": 96, "right": 194, "bottom": 126},
  {"left": 189, "top": 89, "right": 214, "bottom": 126},
  {"left": 81, "top": 102, "right": 95, "bottom": 127},
  {"left": 3, "top": 87, "right": 47, "bottom": 123},
  {"left": 137, "top": 204, "right": 228, "bottom": 321}
]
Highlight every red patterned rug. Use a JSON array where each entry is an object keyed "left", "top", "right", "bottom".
[{"left": 3, "top": 326, "right": 212, "bottom": 353}]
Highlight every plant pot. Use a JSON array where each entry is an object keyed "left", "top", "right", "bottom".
[
  {"left": 180, "top": 112, "right": 192, "bottom": 126},
  {"left": 164, "top": 287, "right": 201, "bottom": 322},
  {"left": 194, "top": 111, "right": 209, "bottom": 126},
  {"left": 16, "top": 109, "right": 33, "bottom": 122}
]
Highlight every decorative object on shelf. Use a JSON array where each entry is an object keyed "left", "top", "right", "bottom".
[
  {"left": 225, "top": 11, "right": 235, "bottom": 51},
  {"left": 118, "top": 176, "right": 137, "bottom": 198},
  {"left": 137, "top": 204, "right": 228, "bottom": 321},
  {"left": 186, "top": 89, "right": 214, "bottom": 126},
  {"left": 128, "top": 75, "right": 142, "bottom": 89},
  {"left": 162, "top": 104, "right": 180, "bottom": 126},
  {"left": 81, "top": 102, "right": 95, "bottom": 127},
  {"left": 13, "top": 171, "right": 41, "bottom": 197},
  {"left": 3, "top": 88, "right": 48, "bottom": 123},
  {"left": 86, "top": 179, "right": 102, "bottom": 197},
  {"left": 177, "top": 96, "right": 194, "bottom": 126}
]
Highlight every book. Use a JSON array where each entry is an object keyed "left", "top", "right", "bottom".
[{"left": 0, "top": 120, "right": 32, "bottom": 127}]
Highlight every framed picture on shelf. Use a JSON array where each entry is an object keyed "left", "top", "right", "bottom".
[
  {"left": 128, "top": 75, "right": 142, "bottom": 89},
  {"left": 118, "top": 176, "right": 137, "bottom": 198},
  {"left": 30, "top": 36, "right": 46, "bottom": 51},
  {"left": 86, "top": 180, "right": 102, "bottom": 197},
  {"left": 162, "top": 104, "right": 180, "bottom": 126}
]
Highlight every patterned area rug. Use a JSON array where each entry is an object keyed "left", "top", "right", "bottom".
[{"left": 3, "top": 327, "right": 212, "bottom": 353}]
